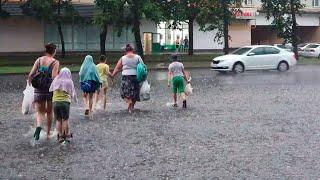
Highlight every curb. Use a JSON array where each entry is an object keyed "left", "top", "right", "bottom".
[{"left": 0, "top": 66, "right": 209, "bottom": 76}]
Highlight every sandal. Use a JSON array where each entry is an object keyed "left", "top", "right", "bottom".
[
  {"left": 183, "top": 100, "right": 187, "bottom": 109},
  {"left": 84, "top": 109, "right": 89, "bottom": 116},
  {"left": 172, "top": 104, "right": 178, "bottom": 108},
  {"left": 57, "top": 134, "right": 65, "bottom": 143}
]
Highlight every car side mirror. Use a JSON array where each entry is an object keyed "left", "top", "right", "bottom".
[{"left": 247, "top": 52, "right": 255, "bottom": 56}]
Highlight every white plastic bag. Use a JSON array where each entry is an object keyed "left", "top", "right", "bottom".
[
  {"left": 140, "top": 80, "right": 150, "bottom": 101},
  {"left": 22, "top": 82, "right": 34, "bottom": 115},
  {"left": 185, "top": 83, "right": 193, "bottom": 96}
]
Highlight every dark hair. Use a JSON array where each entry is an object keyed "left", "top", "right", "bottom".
[
  {"left": 125, "top": 44, "right": 134, "bottom": 52},
  {"left": 45, "top": 43, "right": 56, "bottom": 55},
  {"left": 171, "top": 54, "right": 178, "bottom": 62},
  {"left": 100, "top": 55, "right": 107, "bottom": 62}
]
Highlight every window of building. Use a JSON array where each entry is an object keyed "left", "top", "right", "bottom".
[
  {"left": 44, "top": 23, "right": 135, "bottom": 51},
  {"left": 313, "top": 0, "right": 319, "bottom": 7},
  {"left": 244, "top": 0, "right": 252, "bottom": 5}
]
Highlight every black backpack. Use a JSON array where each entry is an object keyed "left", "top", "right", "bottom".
[{"left": 31, "top": 59, "right": 55, "bottom": 90}]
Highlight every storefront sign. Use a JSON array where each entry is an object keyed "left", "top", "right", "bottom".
[{"left": 234, "top": 9, "right": 256, "bottom": 19}]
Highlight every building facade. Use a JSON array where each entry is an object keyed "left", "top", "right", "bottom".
[{"left": 0, "top": 0, "right": 320, "bottom": 53}]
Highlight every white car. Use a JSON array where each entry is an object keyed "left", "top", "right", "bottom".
[
  {"left": 298, "top": 43, "right": 312, "bottom": 55},
  {"left": 301, "top": 44, "right": 320, "bottom": 58},
  {"left": 274, "top": 43, "right": 292, "bottom": 52},
  {"left": 211, "top": 45, "right": 297, "bottom": 73}
]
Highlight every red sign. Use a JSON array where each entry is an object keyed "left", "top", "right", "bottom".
[{"left": 234, "top": 10, "right": 256, "bottom": 19}]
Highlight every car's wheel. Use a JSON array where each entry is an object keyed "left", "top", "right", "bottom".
[
  {"left": 232, "top": 62, "right": 244, "bottom": 74},
  {"left": 277, "top": 61, "right": 289, "bottom": 72}
]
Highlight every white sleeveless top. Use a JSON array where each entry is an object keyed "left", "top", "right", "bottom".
[{"left": 121, "top": 54, "right": 143, "bottom": 76}]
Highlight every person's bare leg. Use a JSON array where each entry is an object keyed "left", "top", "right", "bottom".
[
  {"left": 35, "top": 102, "right": 45, "bottom": 127},
  {"left": 46, "top": 101, "right": 53, "bottom": 139},
  {"left": 124, "top": 98, "right": 132, "bottom": 112},
  {"left": 132, "top": 100, "right": 136, "bottom": 110},
  {"left": 93, "top": 91, "right": 98, "bottom": 110},
  {"left": 173, "top": 93, "right": 177, "bottom": 105},
  {"left": 56, "top": 120, "right": 62, "bottom": 136},
  {"left": 103, "top": 87, "right": 108, "bottom": 111},
  {"left": 62, "top": 120, "right": 69, "bottom": 136},
  {"left": 181, "top": 93, "right": 186, "bottom": 101},
  {"left": 88, "top": 93, "right": 94, "bottom": 118},
  {"left": 83, "top": 93, "right": 88, "bottom": 108},
  {"left": 34, "top": 102, "right": 45, "bottom": 140},
  {"left": 181, "top": 92, "right": 187, "bottom": 108},
  {"left": 83, "top": 93, "right": 89, "bottom": 115}
]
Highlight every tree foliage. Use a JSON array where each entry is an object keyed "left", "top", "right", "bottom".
[
  {"left": 124, "top": 0, "right": 163, "bottom": 58},
  {"left": 261, "top": 0, "right": 304, "bottom": 58},
  {"left": 0, "top": 0, "right": 10, "bottom": 19},
  {"left": 21, "top": 0, "right": 78, "bottom": 57},
  {"left": 22, "top": 0, "right": 76, "bottom": 23},
  {"left": 197, "top": 0, "right": 240, "bottom": 54},
  {"left": 93, "top": 0, "right": 125, "bottom": 55},
  {"left": 157, "top": 0, "right": 201, "bottom": 55}
]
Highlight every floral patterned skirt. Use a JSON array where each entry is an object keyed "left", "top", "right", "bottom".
[{"left": 121, "top": 75, "right": 140, "bottom": 101}]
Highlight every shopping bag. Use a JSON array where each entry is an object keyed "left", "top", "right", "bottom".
[
  {"left": 22, "top": 82, "right": 34, "bottom": 115},
  {"left": 185, "top": 83, "right": 193, "bottom": 96},
  {"left": 140, "top": 80, "right": 150, "bottom": 101},
  {"left": 137, "top": 63, "right": 148, "bottom": 82}
]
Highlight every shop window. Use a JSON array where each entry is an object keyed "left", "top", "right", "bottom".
[
  {"left": 244, "top": 0, "right": 252, "bottom": 5},
  {"left": 73, "top": 24, "right": 87, "bottom": 50},
  {"left": 45, "top": 23, "right": 133, "bottom": 51},
  {"left": 86, "top": 25, "right": 100, "bottom": 50},
  {"left": 44, "top": 24, "right": 59, "bottom": 47},
  {"left": 313, "top": 0, "right": 319, "bottom": 7},
  {"left": 114, "top": 28, "right": 127, "bottom": 50},
  {"left": 62, "top": 24, "right": 73, "bottom": 50}
]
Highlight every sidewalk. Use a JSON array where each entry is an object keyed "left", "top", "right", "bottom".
[
  {"left": 1, "top": 56, "right": 319, "bottom": 75},
  {"left": 0, "top": 61, "right": 211, "bottom": 75}
]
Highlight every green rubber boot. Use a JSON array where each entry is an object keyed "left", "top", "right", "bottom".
[{"left": 33, "top": 127, "right": 42, "bottom": 140}]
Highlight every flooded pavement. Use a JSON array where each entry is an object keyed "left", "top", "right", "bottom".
[{"left": 1, "top": 65, "right": 320, "bottom": 179}]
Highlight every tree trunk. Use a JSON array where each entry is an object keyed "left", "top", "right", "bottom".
[
  {"left": 290, "top": 0, "right": 299, "bottom": 60},
  {"left": 100, "top": 24, "right": 107, "bottom": 55},
  {"left": 188, "top": 17, "right": 194, "bottom": 56},
  {"left": 133, "top": 16, "right": 144, "bottom": 59},
  {"left": 222, "top": 1, "right": 229, "bottom": 55},
  {"left": 57, "top": 22, "right": 65, "bottom": 58},
  {"left": 57, "top": 0, "right": 65, "bottom": 58}
]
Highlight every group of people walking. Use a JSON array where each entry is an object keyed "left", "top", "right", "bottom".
[{"left": 27, "top": 43, "right": 190, "bottom": 144}]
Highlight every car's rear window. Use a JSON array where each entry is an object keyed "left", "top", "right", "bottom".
[
  {"left": 298, "top": 43, "right": 307, "bottom": 47},
  {"left": 231, "top": 48, "right": 252, "bottom": 55},
  {"left": 276, "top": 45, "right": 286, "bottom": 49},
  {"left": 307, "top": 44, "right": 320, "bottom": 48}
]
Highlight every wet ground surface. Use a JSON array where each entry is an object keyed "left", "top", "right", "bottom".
[{"left": 1, "top": 66, "right": 320, "bottom": 179}]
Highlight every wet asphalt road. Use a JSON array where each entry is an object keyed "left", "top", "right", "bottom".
[{"left": 1, "top": 65, "right": 320, "bottom": 179}]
